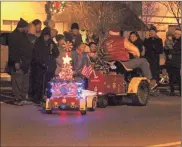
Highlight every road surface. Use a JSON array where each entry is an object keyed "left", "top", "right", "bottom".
[{"left": 1, "top": 94, "right": 181, "bottom": 147}]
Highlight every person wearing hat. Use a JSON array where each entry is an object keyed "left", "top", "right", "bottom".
[
  {"left": 144, "top": 26, "right": 163, "bottom": 87},
  {"left": 32, "top": 27, "right": 59, "bottom": 104},
  {"left": 64, "top": 23, "right": 82, "bottom": 51},
  {"left": 8, "top": 18, "right": 33, "bottom": 105},
  {"left": 102, "top": 28, "right": 156, "bottom": 89},
  {"left": 166, "top": 28, "right": 181, "bottom": 96}
]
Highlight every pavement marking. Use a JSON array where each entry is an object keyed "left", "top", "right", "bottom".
[{"left": 148, "top": 141, "right": 181, "bottom": 147}]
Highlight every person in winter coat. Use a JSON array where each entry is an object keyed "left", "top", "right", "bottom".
[
  {"left": 32, "top": 19, "right": 42, "bottom": 37},
  {"left": 144, "top": 26, "right": 163, "bottom": 85},
  {"left": 8, "top": 18, "right": 32, "bottom": 105},
  {"left": 27, "top": 23, "right": 38, "bottom": 97},
  {"left": 103, "top": 28, "right": 156, "bottom": 89},
  {"left": 166, "top": 29, "right": 181, "bottom": 96},
  {"left": 32, "top": 27, "right": 59, "bottom": 104},
  {"left": 64, "top": 23, "right": 83, "bottom": 51},
  {"left": 71, "top": 43, "right": 90, "bottom": 75},
  {"left": 129, "top": 31, "right": 145, "bottom": 57}
]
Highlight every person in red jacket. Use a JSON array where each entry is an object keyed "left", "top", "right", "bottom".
[{"left": 103, "top": 28, "right": 156, "bottom": 89}]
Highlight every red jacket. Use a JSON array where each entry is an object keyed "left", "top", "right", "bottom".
[{"left": 103, "top": 36, "right": 140, "bottom": 61}]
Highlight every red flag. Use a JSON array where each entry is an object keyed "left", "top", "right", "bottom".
[{"left": 81, "top": 65, "right": 93, "bottom": 78}]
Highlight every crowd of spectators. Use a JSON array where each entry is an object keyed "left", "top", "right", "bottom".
[{"left": 6, "top": 17, "right": 181, "bottom": 105}]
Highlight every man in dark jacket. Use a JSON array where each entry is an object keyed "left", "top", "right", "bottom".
[
  {"left": 166, "top": 29, "right": 181, "bottom": 96},
  {"left": 144, "top": 26, "right": 163, "bottom": 85},
  {"left": 33, "top": 27, "right": 59, "bottom": 104},
  {"left": 8, "top": 18, "right": 32, "bottom": 105},
  {"left": 64, "top": 23, "right": 82, "bottom": 51}
]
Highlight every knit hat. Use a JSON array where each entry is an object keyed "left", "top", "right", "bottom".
[
  {"left": 108, "top": 28, "right": 120, "bottom": 36},
  {"left": 17, "top": 18, "right": 28, "bottom": 28},
  {"left": 71, "top": 23, "right": 79, "bottom": 30},
  {"left": 40, "top": 27, "right": 51, "bottom": 37},
  {"left": 149, "top": 26, "right": 157, "bottom": 32},
  {"left": 56, "top": 34, "right": 65, "bottom": 42}
]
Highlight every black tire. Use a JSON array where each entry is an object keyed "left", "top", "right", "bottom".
[
  {"left": 97, "top": 96, "right": 108, "bottom": 108},
  {"left": 88, "top": 98, "right": 97, "bottom": 111},
  {"left": 80, "top": 110, "right": 87, "bottom": 115},
  {"left": 129, "top": 80, "right": 150, "bottom": 106}
]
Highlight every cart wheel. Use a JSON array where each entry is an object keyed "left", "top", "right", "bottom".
[
  {"left": 89, "top": 97, "right": 97, "bottom": 111},
  {"left": 97, "top": 96, "right": 108, "bottom": 108},
  {"left": 129, "top": 80, "right": 150, "bottom": 106},
  {"left": 80, "top": 110, "right": 87, "bottom": 115}
]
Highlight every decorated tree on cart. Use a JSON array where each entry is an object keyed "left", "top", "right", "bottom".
[{"left": 47, "top": 42, "right": 84, "bottom": 99}]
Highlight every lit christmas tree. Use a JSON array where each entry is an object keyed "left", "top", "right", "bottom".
[{"left": 47, "top": 42, "right": 84, "bottom": 99}]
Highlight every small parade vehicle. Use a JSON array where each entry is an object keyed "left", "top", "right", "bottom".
[
  {"left": 88, "top": 60, "right": 150, "bottom": 107},
  {"left": 43, "top": 79, "right": 97, "bottom": 115},
  {"left": 42, "top": 53, "right": 97, "bottom": 115}
]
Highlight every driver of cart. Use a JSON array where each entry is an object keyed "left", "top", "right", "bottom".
[
  {"left": 102, "top": 28, "right": 157, "bottom": 89},
  {"left": 71, "top": 43, "right": 90, "bottom": 76}
]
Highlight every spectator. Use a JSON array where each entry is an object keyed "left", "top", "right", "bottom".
[
  {"left": 129, "top": 31, "right": 145, "bottom": 57},
  {"left": 33, "top": 27, "right": 59, "bottom": 104},
  {"left": 72, "top": 43, "right": 90, "bottom": 76},
  {"left": 144, "top": 26, "right": 163, "bottom": 85},
  {"left": 27, "top": 23, "right": 38, "bottom": 98},
  {"left": 64, "top": 23, "right": 82, "bottom": 51},
  {"left": 103, "top": 28, "right": 156, "bottom": 89},
  {"left": 51, "top": 29, "right": 58, "bottom": 43},
  {"left": 8, "top": 18, "right": 32, "bottom": 105},
  {"left": 32, "top": 19, "right": 42, "bottom": 37},
  {"left": 88, "top": 42, "right": 98, "bottom": 63},
  {"left": 166, "top": 28, "right": 181, "bottom": 96}
]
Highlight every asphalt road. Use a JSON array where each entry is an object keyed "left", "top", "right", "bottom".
[{"left": 0, "top": 95, "right": 181, "bottom": 147}]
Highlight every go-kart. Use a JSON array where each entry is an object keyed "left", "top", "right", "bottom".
[
  {"left": 42, "top": 78, "right": 97, "bottom": 115},
  {"left": 88, "top": 60, "right": 150, "bottom": 107}
]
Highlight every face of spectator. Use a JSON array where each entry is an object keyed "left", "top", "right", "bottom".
[
  {"left": 51, "top": 29, "right": 58, "bottom": 38},
  {"left": 145, "top": 31, "right": 150, "bottom": 39},
  {"left": 150, "top": 30, "right": 156, "bottom": 38},
  {"left": 77, "top": 44, "right": 85, "bottom": 52},
  {"left": 174, "top": 30, "right": 181, "bottom": 39},
  {"left": 28, "top": 25, "right": 36, "bottom": 35},
  {"left": 44, "top": 35, "right": 50, "bottom": 42},
  {"left": 35, "top": 23, "right": 42, "bottom": 33},
  {"left": 58, "top": 39, "right": 65, "bottom": 46},
  {"left": 90, "top": 44, "right": 97, "bottom": 53},
  {"left": 72, "top": 29, "right": 79, "bottom": 35},
  {"left": 130, "top": 34, "right": 137, "bottom": 42}
]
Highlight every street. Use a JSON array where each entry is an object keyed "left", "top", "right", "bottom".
[{"left": 1, "top": 95, "right": 181, "bottom": 147}]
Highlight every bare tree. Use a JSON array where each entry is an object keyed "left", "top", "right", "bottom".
[
  {"left": 158, "top": 2, "right": 181, "bottom": 28},
  {"left": 66, "top": 2, "right": 127, "bottom": 46},
  {"left": 142, "top": 2, "right": 159, "bottom": 26}
]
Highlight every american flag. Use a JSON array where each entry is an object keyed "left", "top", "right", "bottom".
[{"left": 81, "top": 65, "right": 93, "bottom": 78}]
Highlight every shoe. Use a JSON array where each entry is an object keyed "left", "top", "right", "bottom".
[
  {"left": 168, "top": 92, "right": 176, "bottom": 96},
  {"left": 22, "top": 100, "right": 33, "bottom": 105},
  {"left": 14, "top": 100, "right": 24, "bottom": 106}
]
